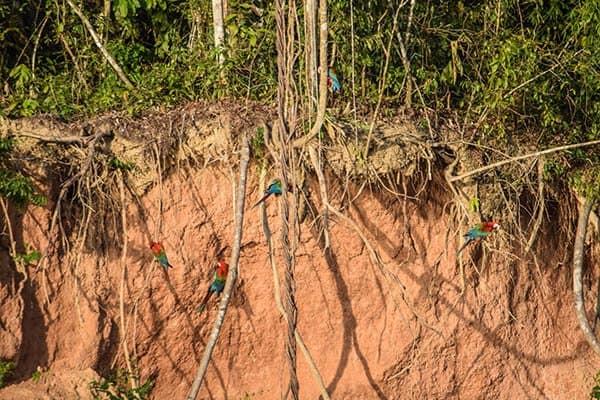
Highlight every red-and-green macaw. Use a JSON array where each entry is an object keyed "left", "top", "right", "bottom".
[
  {"left": 456, "top": 221, "right": 500, "bottom": 255},
  {"left": 197, "top": 260, "right": 229, "bottom": 313},
  {"left": 253, "top": 178, "right": 285, "bottom": 208},
  {"left": 327, "top": 66, "right": 342, "bottom": 94},
  {"left": 149, "top": 241, "right": 174, "bottom": 269}
]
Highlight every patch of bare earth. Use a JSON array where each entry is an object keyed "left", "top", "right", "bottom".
[{"left": 0, "top": 106, "right": 598, "bottom": 399}]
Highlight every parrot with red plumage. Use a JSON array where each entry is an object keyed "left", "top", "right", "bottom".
[
  {"left": 197, "top": 260, "right": 229, "bottom": 313},
  {"left": 456, "top": 221, "right": 500, "bottom": 255},
  {"left": 327, "top": 66, "right": 342, "bottom": 94},
  {"left": 149, "top": 241, "right": 174, "bottom": 269}
]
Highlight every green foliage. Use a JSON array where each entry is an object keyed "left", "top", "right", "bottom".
[
  {"left": 250, "top": 127, "right": 266, "bottom": 168},
  {"left": 543, "top": 159, "right": 567, "bottom": 181},
  {"left": 0, "top": 138, "right": 14, "bottom": 154},
  {"left": 468, "top": 197, "right": 480, "bottom": 213},
  {"left": 1, "top": 0, "right": 277, "bottom": 118},
  {"left": 90, "top": 369, "right": 154, "bottom": 400},
  {"left": 9, "top": 64, "right": 33, "bottom": 89},
  {"left": 0, "top": 138, "right": 46, "bottom": 207},
  {"left": 31, "top": 370, "right": 42, "bottom": 383},
  {"left": 0, "top": 171, "right": 46, "bottom": 207},
  {"left": 0, "top": 360, "right": 15, "bottom": 388},
  {"left": 569, "top": 166, "right": 600, "bottom": 201},
  {"left": 591, "top": 370, "right": 600, "bottom": 399},
  {"left": 108, "top": 157, "right": 136, "bottom": 172},
  {"left": 13, "top": 243, "right": 42, "bottom": 266}
]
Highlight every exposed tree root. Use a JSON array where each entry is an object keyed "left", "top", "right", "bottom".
[
  {"left": 117, "top": 171, "right": 138, "bottom": 391},
  {"left": 257, "top": 169, "right": 332, "bottom": 400},
  {"left": 0, "top": 198, "right": 27, "bottom": 324},
  {"left": 35, "top": 129, "right": 112, "bottom": 306},
  {"left": 524, "top": 159, "right": 545, "bottom": 254},
  {"left": 573, "top": 197, "right": 600, "bottom": 357},
  {"left": 449, "top": 139, "right": 600, "bottom": 183},
  {"left": 324, "top": 201, "right": 440, "bottom": 336},
  {"left": 308, "top": 145, "right": 331, "bottom": 249}
]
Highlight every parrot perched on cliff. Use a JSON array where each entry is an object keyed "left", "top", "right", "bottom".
[
  {"left": 456, "top": 221, "right": 500, "bottom": 256},
  {"left": 197, "top": 260, "right": 229, "bottom": 313},
  {"left": 149, "top": 241, "right": 174, "bottom": 269},
  {"left": 327, "top": 66, "right": 342, "bottom": 95},
  {"left": 252, "top": 178, "right": 287, "bottom": 208}
]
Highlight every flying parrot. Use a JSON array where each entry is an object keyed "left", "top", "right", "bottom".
[
  {"left": 327, "top": 66, "right": 342, "bottom": 94},
  {"left": 149, "top": 241, "right": 174, "bottom": 269},
  {"left": 456, "top": 221, "right": 500, "bottom": 255},
  {"left": 197, "top": 260, "right": 229, "bottom": 313},
  {"left": 252, "top": 178, "right": 286, "bottom": 208}
]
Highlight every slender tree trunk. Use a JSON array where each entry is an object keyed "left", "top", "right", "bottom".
[
  {"left": 186, "top": 137, "right": 249, "bottom": 400},
  {"left": 212, "top": 0, "right": 225, "bottom": 65},
  {"left": 65, "top": 0, "right": 133, "bottom": 88},
  {"left": 102, "top": 0, "right": 111, "bottom": 42}
]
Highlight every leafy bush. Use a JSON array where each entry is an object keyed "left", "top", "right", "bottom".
[
  {"left": 0, "top": 171, "right": 46, "bottom": 207},
  {"left": 13, "top": 244, "right": 42, "bottom": 266},
  {"left": 90, "top": 369, "right": 154, "bottom": 400},
  {"left": 0, "top": 360, "right": 15, "bottom": 388}
]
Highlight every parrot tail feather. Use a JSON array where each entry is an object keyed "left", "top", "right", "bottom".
[
  {"left": 252, "top": 193, "right": 272, "bottom": 209},
  {"left": 456, "top": 239, "right": 472, "bottom": 256},
  {"left": 197, "top": 290, "right": 213, "bottom": 313}
]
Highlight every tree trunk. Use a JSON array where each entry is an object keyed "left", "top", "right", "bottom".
[
  {"left": 186, "top": 136, "right": 249, "bottom": 400},
  {"left": 212, "top": 0, "right": 225, "bottom": 65}
]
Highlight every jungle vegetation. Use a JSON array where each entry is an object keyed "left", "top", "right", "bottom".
[{"left": 1, "top": 0, "right": 599, "bottom": 192}]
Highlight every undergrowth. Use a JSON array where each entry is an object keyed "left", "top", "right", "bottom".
[
  {"left": 89, "top": 369, "right": 154, "bottom": 400},
  {"left": 0, "top": 137, "right": 46, "bottom": 207},
  {"left": 0, "top": 360, "right": 15, "bottom": 388}
]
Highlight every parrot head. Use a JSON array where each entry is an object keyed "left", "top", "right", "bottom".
[
  {"left": 482, "top": 222, "right": 500, "bottom": 232},
  {"left": 149, "top": 241, "right": 163, "bottom": 253},
  {"left": 215, "top": 260, "right": 229, "bottom": 276},
  {"left": 271, "top": 178, "right": 293, "bottom": 193}
]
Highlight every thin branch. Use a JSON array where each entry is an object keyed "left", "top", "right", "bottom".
[
  {"left": 0, "top": 198, "right": 27, "bottom": 321},
  {"left": 15, "top": 130, "right": 94, "bottom": 144},
  {"left": 31, "top": 16, "right": 49, "bottom": 80},
  {"left": 573, "top": 197, "right": 600, "bottom": 357},
  {"left": 58, "top": 32, "right": 90, "bottom": 90},
  {"left": 349, "top": 0, "right": 357, "bottom": 116},
  {"left": 363, "top": 2, "right": 406, "bottom": 159},
  {"left": 397, "top": 0, "right": 415, "bottom": 108},
  {"left": 308, "top": 145, "right": 330, "bottom": 249},
  {"left": 117, "top": 171, "right": 137, "bottom": 390},
  {"left": 504, "top": 49, "right": 584, "bottom": 99},
  {"left": 37, "top": 129, "right": 112, "bottom": 305},
  {"left": 186, "top": 136, "right": 249, "bottom": 400},
  {"left": 449, "top": 139, "right": 600, "bottom": 182},
  {"left": 327, "top": 202, "right": 440, "bottom": 335},
  {"left": 64, "top": 0, "right": 134, "bottom": 89},
  {"left": 524, "top": 159, "right": 545, "bottom": 254}
]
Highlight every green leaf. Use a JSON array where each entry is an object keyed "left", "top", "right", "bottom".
[{"left": 469, "top": 197, "right": 480, "bottom": 213}]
